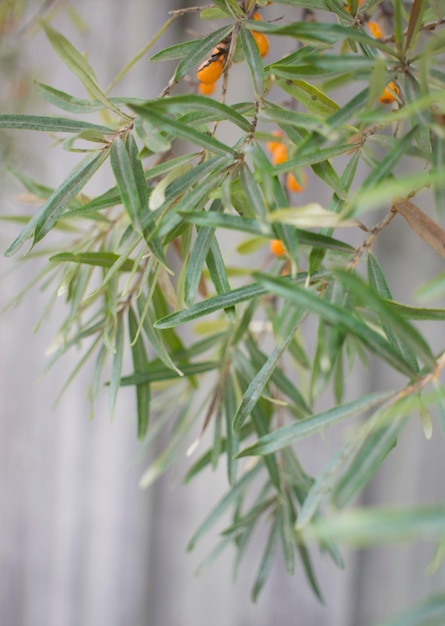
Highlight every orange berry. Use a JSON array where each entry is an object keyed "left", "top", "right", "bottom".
[
  {"left": 344, "top": 0, "right": 363, "bottom": 12},
  {"left": 266, "top": 130, "right": 285, "bottom": 154},
  {"left": 271, "top": 143, "right": 288, "bottom": 165},
  {"left": 270, "top": 239, "right": 286, "bottom": 256},
  {"left": 198, "top": 82, "right": 216, "bottom": 96},
  {"left": 196, "top": 57, "right": 224, "bottom": 84},
  {"left": 252, "top": 31, "right": 269, "bottom": 57},
  {"left": 367, "top": 20, "right": 383, "bottom": 38},
  {"left": 212, "top": 41, "right": 229, "bottom": 57},
  {"left": 252, "top": 12, "right": 262, "bottom": 20},
  {"left": 378, "top": 81, "right": 399, "bottom": 105},
  {"left": 286, "top": 171, "right": 307, "bottom": 193}
]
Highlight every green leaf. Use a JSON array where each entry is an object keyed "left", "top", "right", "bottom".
[
  {"left": 237, "top": 390, "right": 394, "bottom": 457},
  {"left": 139, "top": 400, "right": 192, "bottom": 487},
  {"left": 260, "top": 103, "right": 332, "bottom": 136},
  {"left": 155, "top": 282, "right": 267, "bottom": 329},
  {"left": 363, "top": 128, "right": 418, "bottom": 191},
  {"left": 276, "top": 78, "right": 340, "bottom": 117},
  {"left": 128, "top": 307, "right": 151, "bottom": 439},
  {"left": 40, "top": 21, "right": 126, "bottom": 118},
  {"left": 130, "top": 105, "right": 235, "bottom": 157},
  {"left": 187, "top": 464, "right": 262, "bottom": 551},
  {"left": 245, "top": 336, "right": 310, "bottom": 415},
  {"left": 110, "top": 137, "right": 143, "bottom": 229},
  {"left": 336, "top": 269, "right": 435, "bottom": 370},
  {"left": 154, "top": 272, "right": 328, "bottom": 329},
  {"left": 378, "top": 593, "right": 445, "bottom": 626},
  {"left": 185, "top": 201, "right": 222, "bottom": 307},
  {"left": 240, "top": 163, "right": 267, "bottom": 219},
  {"left": 120, "top": 360, "right": 218, "bottom": 386},
  {"left": 150, "top": 38, "right": 201, "bottom": 62},
  {"left": 307, "top": 505, "right": 445, "bottom": 546},
  {"left": 6, "top": 149, "right": 108, "bottom": 256},
  {"left": 137, "top": 300, "right": 183, "bottom": 377},
  {"left": 240, "top": 26, "right": 264, "bottom": 97},
  {"left": 251, "top": 513, "right": 280, "bottom": 602},
  {"left": 34, "top": 81, "right": 109, "bottom": 114},
  {"left": 385, "top": 300, "right": 445, "bottom": 321},
  {"left": 267, "top": 204, "right": 358, "bottom": 228},
  {"left": 173, "top": 25, "right": 234, "bottom": 82},
  {"left": 0, "top": 114, "right": 112, "bottom": 134},
  {"left": 141, "top": 94, "right": 251, "bottom": 132},
  {"left": 233, "top": 309, "right": 306, "bottom": 432},
  {"left": 49, "top": 251, "right": 137, "bottom": 271},
  {"left": 367, "top": 254, "right": 419, "bottom": 372},
  {"left": 332, "top": 412, "right": 406, "bottom": 508},
  {"left": 253, "top": 273, "right": 420, "bottom": 379},
  {"left": 182, "top": 211, "right": 354, "bottom": 252},
  {"left": 273, "top": 143, "right": 353, "bottom": 174},
  {"left": 109, "top": 315, "right": 125, "bottom": 419}
]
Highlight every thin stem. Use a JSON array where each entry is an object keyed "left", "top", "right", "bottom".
[{"left": 105, "top": 15, "right": 177, "bottom": 94}]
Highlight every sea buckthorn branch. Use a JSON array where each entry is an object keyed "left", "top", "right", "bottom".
[
  {"left": 381, "top": 17, "right": 445, "bottom": 44},
  {"left": 168, "top": 4, "right": 216, "bottom": 16},
  {"left": 347, "top": 209, "right": 396, "bottom": 270}
]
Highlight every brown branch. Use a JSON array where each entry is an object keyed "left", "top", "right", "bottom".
[{"left": 347, "top": 209, "right": 397, "bottom": 270}]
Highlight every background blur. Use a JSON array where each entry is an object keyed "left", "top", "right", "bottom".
[{"left": 1, "top": 1, "right": 445, "bottom": 625}]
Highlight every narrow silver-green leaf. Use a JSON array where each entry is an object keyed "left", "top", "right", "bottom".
[
  {"left": 240, "top": 26, "right": 264, "bottom": 97},
  {"left": 254, "top": 273, "right": 420, "bottom": 379},
  {"left": 173, "top": 25, "right": 234, "bottom": 81},
  {"left": 185, "top": 201, "right": 221, "bottom": 307},
  {"left": 6, "top": 149, "right": 108, "bottom": 256},
  {"left": 34, "top": 81, "right": 108, "bottom": 114},
  {"left": 251, "top": 514, "right": 280, "bottom": 602},
  {"left": 187, "top": 464, "right": 262, "bottom": 551},
  {"left": 110, "top": 137, "right": 142, "bottom": 229},
  {"left": 307, "top": 505, "right": 445, "bottom": 545},
  {"left": 0, "top": 114, "right": 112, "bottom": 134},
  {"left": 143, "top": 94, "right": 251, "bottom": 132},
  {"left": 233, "top": 310, "right": 306, "bottom": 432},
  {"left": 49, "top": 251, "right": 137, "bottom": 271},
  {"left": 40, "top": 21, "right": 126, "bottom": 118},
  {"left": 119, "top": 360, "right": 217, "bottom": 386},
  {"left": 128, "top": 307, "right": 151, "bottom": 439},
  {"left": 240, "top": 163, "right": 267, "bottom": 219},
  {"left": 109, "top": 315, "right": 125, "bottom": 419},
  {"left": 332, "top": 414, "right": 406, "bottom": 508},
  {"left": 367, "top": 254, "right": 419, "bottom": 373},
  {"left": 378, "top": 593, "right": 445, "bottom": 626},
  {"left": 237, "top": 390, "right": 394, "bottom": 457},
  {"left": 130, "top": 105, "right": 235, "bottom": 157},
  {"left": 336, "top": 269, "right": 435, "bottom": 370}
]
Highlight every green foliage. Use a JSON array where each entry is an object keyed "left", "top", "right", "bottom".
[{"left": 3, "top": 0, "right": 445, "bottom": 617}]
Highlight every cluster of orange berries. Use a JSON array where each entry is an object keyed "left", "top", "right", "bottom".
[
  {"left": 343, "top": 2, "right": 399, "bottom": 104},
  {"left": 266, "top": 130, "right": 308, "bottom": 194},
  {"left": 196, "top": 12, "right": 269, "bottom": 96},
  {"left": 266, "top": 131, "right": 308, "bottom": 257}
]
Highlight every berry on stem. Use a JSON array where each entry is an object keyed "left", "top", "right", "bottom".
[
  {"left": 196, "top": 57, "right": 224, "bottom": 84},
  {"left": 367, "top": 20, "right": 383, "bottom": 39},
  {"left": 271, "top": 143, "right": 288, "bottom": 165},
  {"left": 378, "top": 81, "right": 399, "bottom": 104},
  {"left": 198, "top": 82, "right": 216, "bottom": 96},
  {"left": 270, "top": 239, "right": 286, "bottom": 256},
  {"left": 286, "top": 171, "right": 307, "bottom": 193},
  {"left": 252, "top": 31, "right": 269, "bottom": 58},
  {"left": 266, "top": 130, "right": 285, "bottom": 154}
]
